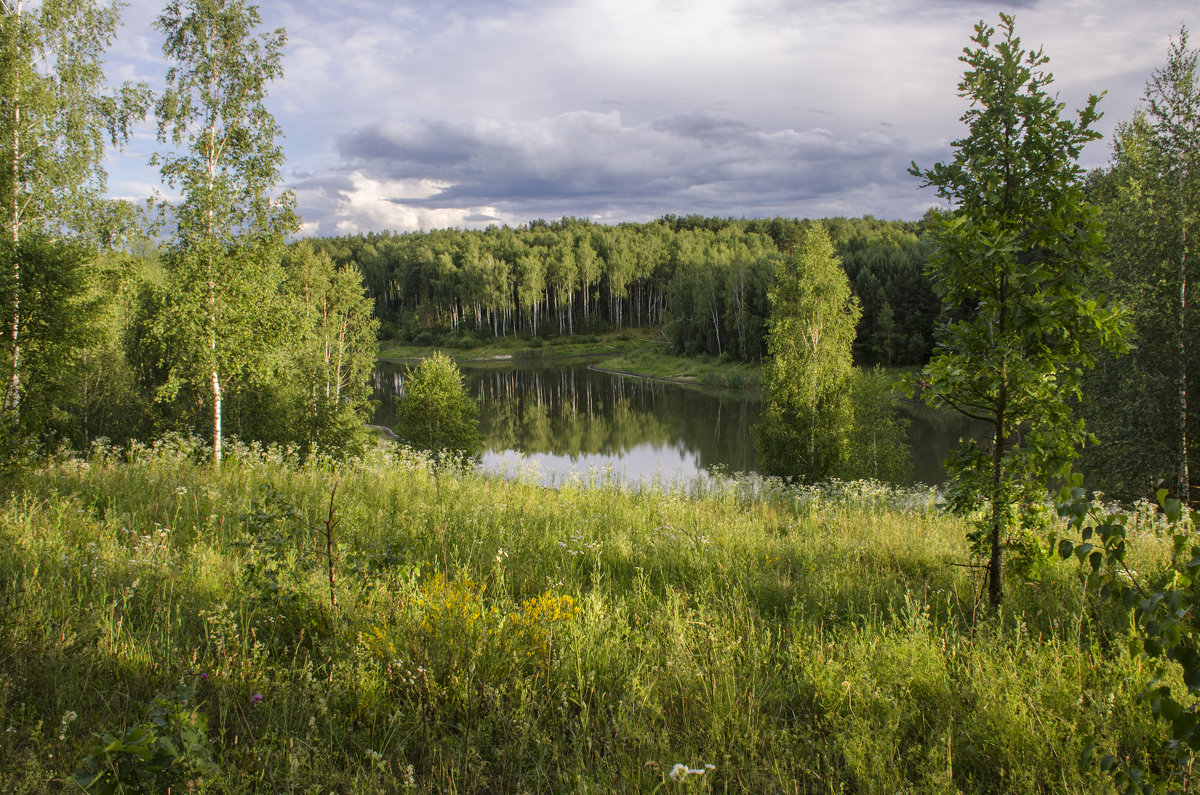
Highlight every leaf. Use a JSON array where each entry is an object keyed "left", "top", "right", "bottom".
[{"left": 1080, "top": 739, "right": 1096, "bottom": 763}]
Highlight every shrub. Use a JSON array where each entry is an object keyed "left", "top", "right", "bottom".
[{"left": 392, "top": 352, "right": 482, "bottom": 459}]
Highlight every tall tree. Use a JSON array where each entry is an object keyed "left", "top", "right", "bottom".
[
  {"left": 0, "top": 0, "right": 147, "bottom": 424},
  {"left": 909, "top": 14, "right": 1129, "bottom": 607},
  {"left": 1085, "top": 26, "right": 1200, "bottom": 504},
  {"left": 754, "top": 223, "right": 860, "bottom": 481},
  {"left": 153, "top": 0, "right": 298, "bottom": 468},
  {"left": 280, "top": 242, "right": 378, "bottom": 457}
]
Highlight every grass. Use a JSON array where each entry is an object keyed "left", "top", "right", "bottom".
[
  {"left": 0, "top": 436, "right": 1180, "bottom": 792},
  {"left": 378, "top": 328, "right": 764, "bottom": 390}
]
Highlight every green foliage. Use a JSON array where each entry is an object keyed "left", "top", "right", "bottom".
[
  {"left": 0, "top": 0, "right": 149, "bottom": 241},
  {"left": 152, "top": 0, "right": 299, "bottom": 467},
  {"left": 755, "top": 224, "right": 860, "bottom": 481},
  {"left": 0, "top": 0, "right": 148, "bottom": 428},
  {"left": 274, "top": 242, "right": 378, "bottom": 458},
  {"left": 842, "top": 368, "right": 912, "bottom": 484},
  {"left": 0, "top": 237, "right": 90, "bottom": 439},
  {"left": 1058, "top": 483, "right": 1198, "bottom": 793},
  {"left": 393, "top": 352, "right": 482, "bottom": 459},
  {"left": 313, "top": 215, "right": 936, "bottom": 366},
  {"left": 910, "top": 14, "right": 1131, "bottom": 606},
  {"left": 1082, "top": 26, "right": 1200, "bottom": 504},
  {"left": 72, "top": 678, "right": 219, "bottom": 794}
]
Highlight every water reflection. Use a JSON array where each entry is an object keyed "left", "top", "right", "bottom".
[
  {"left": 373, "top": 359, "right": 984, "bottom": 487},
  {"left": 375, "top": 360, "right": 759, "bottom": 484}
]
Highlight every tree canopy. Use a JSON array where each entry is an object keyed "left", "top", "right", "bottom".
[
  {"left": 754, "top": 224, "right": 860, "bottom": 481},
  {"left": 152, "top": 0, "right": 299, "bottom": 468}
]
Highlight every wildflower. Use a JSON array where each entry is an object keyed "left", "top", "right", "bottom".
[
  {"left": 58, "top": 710, "right": 77, "bottom": 741},
  {"left": 251, "top": 693, "right": 263, "bottom": 703},
  {"left": 669, "top": 762, "right": 714, "bottom": 781}
]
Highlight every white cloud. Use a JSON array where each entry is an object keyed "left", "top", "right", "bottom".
[{"left": 102, "top": 0, "right": 1195, "bottom": 233}]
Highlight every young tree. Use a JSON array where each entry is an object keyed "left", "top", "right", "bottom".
[
  {"left": 393, "top": 351, "right": 481, "bottom": 460},
  {"left": 754, "top": 223, "right": 860, "bottom": 482},
  {"left": 910, "top": 14, "right": 1130, "bottom": 608},
  {"left": 0, "top": 0, "right": 147, "bottom": 424},
  {"left": 153, "top": 0, "right": 298, "bottom": 467}
]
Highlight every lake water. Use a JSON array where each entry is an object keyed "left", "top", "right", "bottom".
[{"left": 373, "top": 359, "right": 984, "bottom": 488}]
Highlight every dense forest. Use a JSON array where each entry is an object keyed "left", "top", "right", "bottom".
[{"left": 311, "top": 214, "right": 939, "bottom": 368}]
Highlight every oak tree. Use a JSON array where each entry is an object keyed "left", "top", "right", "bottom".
[{"left": 910, "top": 14, "right": 1129, "bottom": 607}]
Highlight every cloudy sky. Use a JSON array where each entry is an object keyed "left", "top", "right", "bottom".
[{"left": 102, "top": 0, "right": 1194, "bottom": 236}]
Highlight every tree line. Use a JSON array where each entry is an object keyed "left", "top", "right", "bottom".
[
  {"left": 310, "top": 214, "right": 941, "bottom": 368},
  {"left": 2, "top": 0, "right": 1197, "bottom": 524}
]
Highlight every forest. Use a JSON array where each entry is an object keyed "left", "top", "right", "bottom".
[
  {"left": 2, "top": 0, "right": 1200, "bottom": 791},
  {"left": 312, "top": 214, "right": 938, "bottom": 368}
]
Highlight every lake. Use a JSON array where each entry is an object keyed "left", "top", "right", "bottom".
[{"left": 373, "top": 359, "right": 984, "bottom": 487}]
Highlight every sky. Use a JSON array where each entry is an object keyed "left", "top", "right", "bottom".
[{"left": 102, "top": 0, "right": 1195, "bottom": 237}]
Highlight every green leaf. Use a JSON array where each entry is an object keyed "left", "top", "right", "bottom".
[{"left": 1080, "top": 739, "right": 1096, "bottom": 763}]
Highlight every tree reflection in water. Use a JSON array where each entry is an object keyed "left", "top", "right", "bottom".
[{"left": 373, "top": 360, "right": 982, "bottom": 487}]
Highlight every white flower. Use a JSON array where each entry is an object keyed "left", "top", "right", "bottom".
[{"left": 669, "top": 762, "right": 714, "bottom": 781}]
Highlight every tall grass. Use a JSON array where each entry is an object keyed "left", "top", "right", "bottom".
[{"left": 0, "top": 437, "right": 1173, "bottom": 792}]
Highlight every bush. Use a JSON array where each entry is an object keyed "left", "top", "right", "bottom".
[{"left": 392, "top": 352, "right": 482, "bottom": 459}]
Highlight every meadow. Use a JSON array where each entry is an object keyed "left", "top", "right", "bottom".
[{"left": 0, "top": 438, "right": 1177, "bottom": 792}]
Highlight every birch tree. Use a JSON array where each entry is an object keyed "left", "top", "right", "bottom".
[
  {"left": 153, "top": 0, "right": 298, "bottom": 467},
  {"left": 0, "top": 0, "right": 146, "bottom": 425},
  {"left": 1085, "top": 26, "right": 1200, "bottom": 505},
  {"left": 754, "top": 223, "right": 860, "bottom": 481},
  {"left": 281, "top": 242, "right": 378, "bottom": 456}
]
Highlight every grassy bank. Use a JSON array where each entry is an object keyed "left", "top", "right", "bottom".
[
  {"left": 378, "top": 329, "right": 763, "bottom": 390},
  {"left": 0, "top": 439, "right": 1175, "bottom": 792}
]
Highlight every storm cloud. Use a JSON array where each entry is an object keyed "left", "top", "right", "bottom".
[
  {"left": 319, "top": 110, "right": 942, "bottom": 226},
  {"left": 102, "top": 0, "right": 1195, "bottom": 235}
]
